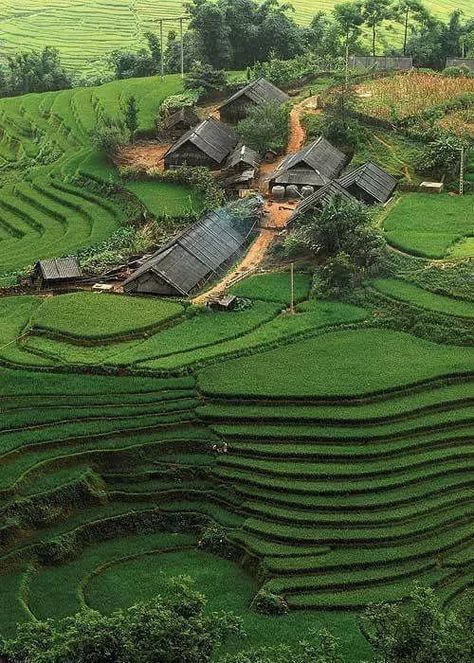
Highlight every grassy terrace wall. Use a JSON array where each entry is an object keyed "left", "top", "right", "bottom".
[
  {"left": 0, "top": 75, "right": 204, "bottom": 284},
  {"left": 0, "top": 269, "right": 473, "bottom": 660}
]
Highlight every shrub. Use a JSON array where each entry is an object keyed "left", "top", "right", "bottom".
[
  {"left": 159, "top": 89, "right": 201, "bottom": 119},
  {"left": 91, "top": 116, "right": 130, "bottom": 159},
  {"left": 237, "top": 101, "right": 290, "bottom": 155},
  {"left": 252, "top": 589, "right": 289, "bottom": 615},
  {"left": 417, "top": 135, "right": 467, "bottom": 177},
  {"left": 442, "top": 65, "right": 473, "bottom": 79},
  {"left": 184, "top": 61, "right": 227, "bottom": 96}
]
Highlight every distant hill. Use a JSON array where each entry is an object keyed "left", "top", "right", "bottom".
[{"left": 0, "top": 0, "right": 472, "bottom": 76}]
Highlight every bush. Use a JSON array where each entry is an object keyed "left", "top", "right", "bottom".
[
  {"left": 237, "top": 101, "right": 290, "bottom": 154},
  {"left": 159, "top": 89, "right": 201, "bottom": 119},
  {"left": 417, "top": 135, "right": 467, "bottom": 177},
  {"left": 184, "top": 61, "right": 227, "bottom": 96},
  {"left": 91, "top": 116, "right": 130, "bottom": 159},
  {"left": 442, "top": 65, "right": 473, "bottom": 79},
  {"left": 252, "top": 589, "right": 289, "bottom": 615}
]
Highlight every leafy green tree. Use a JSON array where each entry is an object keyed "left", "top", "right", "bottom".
[
  {"left": 184, "top": 61, "right": 228, "bottom": 95},
  {"left": 362, "top": 0, "right": 395, "bottom": 56},
  {"left": 361, "top": 585, "right": 474, "bottom": 663},
  {"left": 237, "top": 101, "right": 290, "bottom": 154},
  {"left": 2, "top": 47, "right": 72, "bottom": 97},
  {"left": 0, "top": 578, "right": 243, "bottom": 663},
  {"left": 91, "top": 115, "right": 130, "bottom": 159},
  {"left": 124, "top": 95, "right": 139, "bottom": 139},
  {"left": 143, "top": 31, "right": 161, "bottom": 67},
  {"left": 333, "top": 2, "right": 365, "bottom": 61},
  {"left": 185, "top": 0, "right": 232, "bottom": 69},
  {"left": 418, "top": 135, "right": 467, "bottom": 177},
  {"left": 394, "top": 0, "right": 429, "bottom": 54}
]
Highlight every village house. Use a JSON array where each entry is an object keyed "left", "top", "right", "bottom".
[
  {"left": 337, "top": 162, "right": 398, "bottom": 205},
  {"left": 288, "top": 181, "right": 358, "bottom": 225},
  {"left": 160, "top": 107, "right": 201, "bottom": 140},
  {"left": 123, "top": 199, "right": 262, "bottom": 297},
  {"left": 219, "top": 77, "right": 289, "bottom": 123},
  {"left": 31, "top": 257, "right": 82, "bottom": 290},
  {"left": 269, "top": 136, "right": 350, "bottom": 196},
  {"left": 163, "top": 117, "right": 239, "bottom": 170}
]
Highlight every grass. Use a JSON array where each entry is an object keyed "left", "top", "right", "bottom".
[
  {"left": 372, "top": 278, "right": 474, "bottom": 319},
  {"left": 230, "top": 271, "right": 312, "bottom": 304},
  {"left": 383, "top": 193, "right": 474, "bottom": 259},
  {"left": 198, "top": 328, "right": 474, "bottom": 398},
  {"left": 30, "top": 292, "right": 184, "bottom": 340},
  {"left": 0, "top": 75, "right": 203, "bottom": 280}
]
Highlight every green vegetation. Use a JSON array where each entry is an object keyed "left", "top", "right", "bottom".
[
  {"left": 383, "top": 194, "right": 474, "bottom": 258},
  {"left": 199, "top": 328, "right": 474, "bottom": 398},
  {"left": 230, "top": 272, "right": 312, "bottom": 304},
  {"left": 30, "top": 292, "right": 184, "bottom": 340},
  {"left": 372, "top": 278, "right": 474, "bottom": 319}
]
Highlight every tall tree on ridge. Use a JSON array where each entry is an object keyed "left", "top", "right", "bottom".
[
  {"left": 394, "top": 0, "right": 429, "bottom": 55},
  {"left": 333, "top": 2, "right": 364, "bottom": 68},
  {"left": 362, "top": 0, "right": 394, "bottom": 56}
]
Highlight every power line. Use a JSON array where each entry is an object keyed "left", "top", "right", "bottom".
[{"left": 156, "top": 16, "right": 190, "bottom": 79}]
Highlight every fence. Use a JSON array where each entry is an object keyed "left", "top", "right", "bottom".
[{"left": 349, "top": 56, "right": 413, "bottom": 71}]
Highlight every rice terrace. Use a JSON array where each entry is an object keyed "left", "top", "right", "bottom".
[{"left": 0, "top": 1, "right": 473, "bottom": 662}]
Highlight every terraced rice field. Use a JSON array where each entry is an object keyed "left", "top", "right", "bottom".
[
  {"left": 0, "top": 1, "right": 472, "bottom": 76},
  {"left": 0, "top": 268, "right": 473, "bottom": 659},
  {"left": 0, "top": 74, "right": 202, "bottom": 283},
  {"left": 383, "top": 193, "right": 474, "bottom": 259}
]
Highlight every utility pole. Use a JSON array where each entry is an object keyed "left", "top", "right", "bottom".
[
  {"left": 290, "top": 263, "right": 295, "bottom": 315},
  {"left": 180, "top": 17, "right": 185, "bottom": 79},
  {"left": 459, "top": 145, "right": 465, "bottom": 196},
  {"left": 160, "top": 19, "right": 164, "bottom": 80}
]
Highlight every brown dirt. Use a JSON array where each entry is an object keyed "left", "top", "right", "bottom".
[{"left": 115, "top": 141, "right": 171, "bottom": 172}]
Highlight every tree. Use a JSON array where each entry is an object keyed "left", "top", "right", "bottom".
[
  {"left": 91, "top": 115, "right": 130, "bottom": 159},
  {"left": 2, "top": 47, "right": 72, "bottom": 97},
  {"left": 418, "top": 135, "right": 467, "bottom": 177},
  {"left": 185, "top": 0, "right": 232, "bottom": 69},
  {"left": 0, "top": 578, "right": 243, "bottom": 663},
  {"left": 394, "top": 0, "right": 429, "bottom": 55},
  {"left": 184, "top": 61, "right": 228, "bottom": 95},
  {"left": 237, "top": 101, "right": 290, "bottom": 154},
  {"left": 333, "top": 2, "right": 365, "bottom": 64},
  {"left": 124, "top": 96, "right": 139, "bottom": 139},
  {"left": 362, "top": 0, "right": 395, "bottom": 56},
  {"left": 361, "top": 585, "right": 474, "bottom": 663}
]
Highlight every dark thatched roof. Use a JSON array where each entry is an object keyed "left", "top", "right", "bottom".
[
  {"left": 225, "top": 144, "right": 260, "bottom": 171},
  {"left": 123, "top": 199, "right": 262, "bottom": 296},
  {"left": 164, "top": 117, "right": 239, "bottom": 165},
  {"left": 220, "top": 78, "right": 289, "bottom": 110},
  {"left": 162, "top": 107, "right": 200, "bottom": 131},
  {"left": 338, "top": 162, "right": 397, "bottom": 204},
  {"left": 289, "top": 181, "right": 358, "bottom": 224},
  {"left": 270, "top": 137, "right": 350, "bottom": 188},
  {"left": 35, "top": 257, "right": 82, "bottom": 281}
]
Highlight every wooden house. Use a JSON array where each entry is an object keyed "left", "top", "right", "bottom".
[
  {"left": 338, "top": 162, "right": 397, "bottom": 205},
  {"left": 219, "top": 78, "right": 289, "bottom": 123},
  {"left": 160, "top": 107, "right": 200, "bottom": 139},
  {"left": 123, "top": 199, "right": 262, "bottom": 297},
  {"left": 163, "top": 117, "right": 239, "bottom": 170},
  {"left": 31, "top": 257, "right": 82, "bottom": 289},
  {"left": 288, "top": 181, "right": 358, "bottom": 225},
  {"left": 269, "top": 137, "right": 350, "bottom": 193}
]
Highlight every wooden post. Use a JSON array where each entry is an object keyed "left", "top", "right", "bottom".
[
  {"left": 180, "top": 17, "right": 185, "bottom": 79},
  {"left": 290, "top": 263, "right": 295, "bottom": 315},
  {"left": 460, "top": 146, "right": 465, "bottom": 196},
  {"left": 160, "top": 20, "right": 164, "bottom": 80}
]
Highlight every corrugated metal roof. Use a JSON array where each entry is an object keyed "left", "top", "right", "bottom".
[
  {"left": 124, "top": 199, "right": 262, "bottom": 295},
  {"left": 272, "top": 168, "right": 330, "bottom": 188},
  {"left": 225, "top": 144, "right": 260, "bottom": 171},
  {"left": 220, "top": 78, "right": 289, "bottom": 110},
  {"left": 164, "top": 117, "right": 239, "bottom": 164},
  {"left": 289, "top": 181, "right": 358, "bottom": 224},
  {"left": 338, "top": 162, "right": 397, "bottom": 204},
  {"left": 37, "top": 257, "right": 82, "bottom": 280}
]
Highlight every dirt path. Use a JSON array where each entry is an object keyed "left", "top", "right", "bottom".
[
  {"left": 193, "top": 98, "right": 317, "bottom": 304},
  {"left": 115, "top": 141, "right": 170, "bottom": 172}
]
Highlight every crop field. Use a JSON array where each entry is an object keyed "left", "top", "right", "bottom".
[
  {"left": 0, "top": 74, "right": 204, "bottom": 283},
  {"left": 383, "top": 193, "right": 474, "bottom": 259},
  {"left": 0, "top": 264, "right": 473, "bottom": 661},
  {"left": 1, "top": 1, "right": 472, "bottom": 76},
  {"left": 356, "top": 72, "right": 474, "bottom": 122}
]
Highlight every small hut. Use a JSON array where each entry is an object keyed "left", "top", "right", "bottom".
[
  {"left": 338, "top": 162, "right": 397, "bottom": 205},
  {"left": 160, "top": 107, "right": 200, "bottom": 139},
  {"left": 269, "top": 137, "right": 350, "bottom": 194},
  {"left": 288, "top": 181, "right": 358, "bottom": 225},
  {"left": 219, "top": 78, "right": 289, "bottom": 123},
  {"left": 225, "top": 144, "right": 260, "bottom": 174},
  {"left": 164, "top": 117, "right": 239, "bottom": 170},
  {"left": 31, "top": 257, "right": 82, "bottom": 289}
]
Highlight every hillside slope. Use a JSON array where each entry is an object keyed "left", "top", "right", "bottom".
[{"left": 0, "top": 0, "right": 472, "bottom": 75}]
